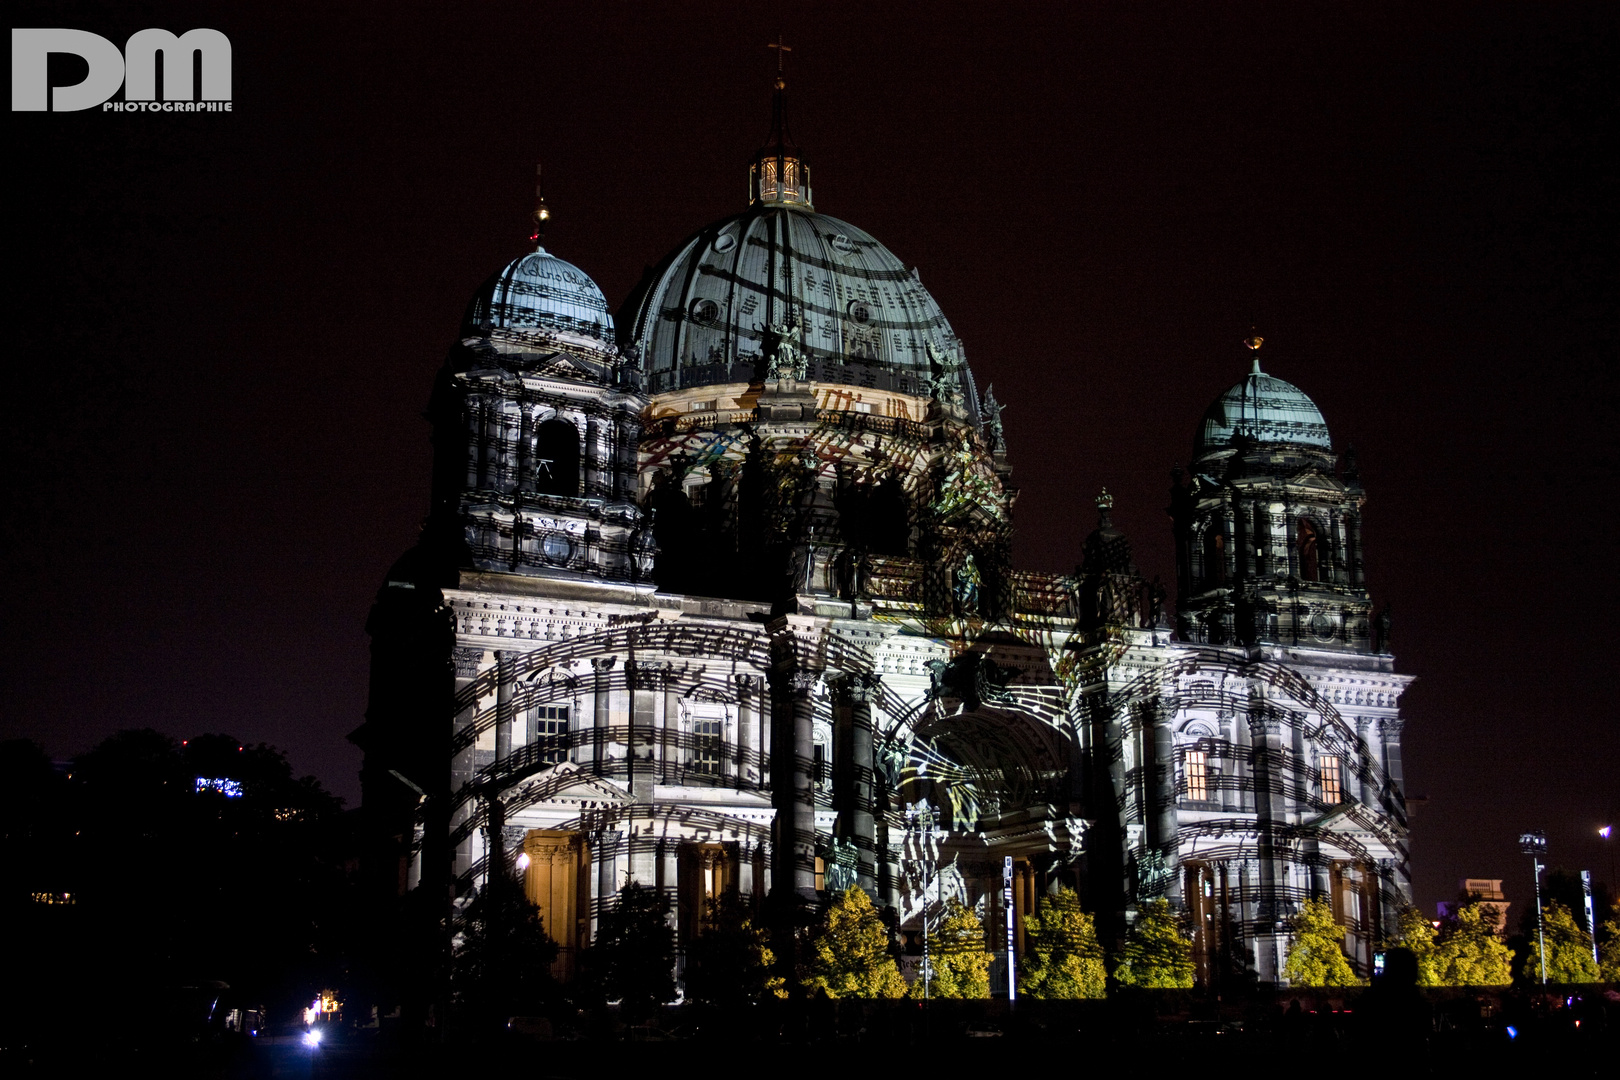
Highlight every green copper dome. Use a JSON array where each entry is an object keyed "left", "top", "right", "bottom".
[
  {"left": 463, "top": 247, "right": 614, "bottom": 349},
  {"left": 1195, "top": 362, "right": 1332, "bottom": 455},
  {"left": 618, "top": 205, "right": 969, "bottom": 398}
]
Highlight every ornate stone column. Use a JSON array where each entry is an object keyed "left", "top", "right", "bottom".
[
  {"left": 1247, "top": 705, "right": 1287, "bottom": 983},
  {"left": 735, "top": 674, "right": 758, "bottom": 789},
  {"left": 464, "top": 396, "right": 484, "bottom": 492},
  {"left": 450, "top": 646, "right": 484, "bottom": 885},
  {"left": 516, "top": 404, "right": 534, "bottom": 493},
  {"left": 494, "top": 650, "right": 515, "bottom": 767},
  {"left": 833, "top": 673, "right": 879, "bottom": 895},
  {"left": 768, "top": 615, "right": 828, "bottom": 902},
  {"left": 591, "top": 657, "right": 614, "bottom": 775}
]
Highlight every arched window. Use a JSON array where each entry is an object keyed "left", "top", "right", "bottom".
[
  {"left": 1297, "top": 517, "right": 1320, "bottom": 582},
  {"left": 533, "top": 418, "right": 579, "bottom": 496}
]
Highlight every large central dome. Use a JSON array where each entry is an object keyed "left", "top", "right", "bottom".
[
  {"left": 619, "top": 205, "right": 966, "bottom": 395},
  {"left": 619, "top": 75, "right": 968, "bottom": 398}
]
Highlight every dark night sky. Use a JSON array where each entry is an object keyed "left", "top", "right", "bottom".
[{"left": 6, "top": 2, "right": 1615, "bottom": 915}]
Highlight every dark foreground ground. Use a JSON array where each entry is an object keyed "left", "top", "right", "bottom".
[{"left": 6, "top": 987, "right": 1616, "bottom": 1078}]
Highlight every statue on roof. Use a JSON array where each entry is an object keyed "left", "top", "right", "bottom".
[
  {"left": 926, "top": 341, "right": 965, "bottom": 405},
  {"left": 764, "top": 319, "right": 805, "bottom": 381},
  {"left": 981, "top": 384, "right": 1005, "bottom": 450}
]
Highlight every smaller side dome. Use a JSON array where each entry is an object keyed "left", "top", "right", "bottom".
[
  {"left": 1195, "top": 362, "right": 1331, "bottom": 456},
  {"left": 463, "top": 248, "right": 615, "bottom": 348}
]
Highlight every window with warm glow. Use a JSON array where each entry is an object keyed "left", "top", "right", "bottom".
[
  {"left": 1320, "top": 755, "right": 1343, "bottom": 805},
  {"left": 1184, "top": 748, "right": 1209, "bottom": 801}
]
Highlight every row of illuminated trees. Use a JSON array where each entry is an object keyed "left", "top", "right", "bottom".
[{"left": 459, "top": 879, "right": 1619, "bottom": 1024}]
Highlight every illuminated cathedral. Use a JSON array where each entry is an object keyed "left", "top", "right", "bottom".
[{"left": 354, "top": 69, "right": 1413, "bottom": 997}]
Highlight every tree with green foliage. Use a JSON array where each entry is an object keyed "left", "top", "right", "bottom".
[
  {"left": 1115, "top": 898, "right": 1195, "bottom": 988},
  {"left": 802, "top": 886, "right": 907, "bottom": 999},
  {"left": 1521, "top": 901, "right": 1599, "bottom": 984},
  {"left": 1599, "top": 919, "right": 1620, "bottom": 983},
  {"left": 916, "top": 898, "right": 991, "bottom": 998},
  {"left": 1395, "top": 907, "right": 1442, "bottom": 986},
  {"left": 582, "top": 881, "right": 676, "bottom": 1019},
  {"left": 1019, "top": 886, "right": 1106, "bottom": 999},
  {"left": 1433, "top": 899, "right": 1512, "bottom": 986},
  {"left": 683, "top": 892, "right": 785, "bottom": 1005},
  {"left": 1283, "top": 897, "right": 1364, "bottom": 986},
  {"left": 451, "top": 873, "right": 559, "bottom": 1027}
]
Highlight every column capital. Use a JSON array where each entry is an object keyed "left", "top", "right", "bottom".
[
  {"left": 452, "top": 646, "right": 484, "bottom": 679},
  {"left": 1247, "top": 712, "right": 1283, "bottom": 738},
  {"left": 831, "top": 671, "right": 881, "bottom": 704},
  {"left": 787, "top": 670, "right": 821, "bottom": 699}
]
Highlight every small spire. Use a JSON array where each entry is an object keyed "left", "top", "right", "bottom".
[
  {"left": 750, "top": 37, "right": 812, "bottom": 209},
  {"left": 529, "top": 163, "right": 550, "bottom": 250}
]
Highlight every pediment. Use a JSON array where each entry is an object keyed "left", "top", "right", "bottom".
[{"left": 498, "top": 762, "right": 630, "bottom": 807}]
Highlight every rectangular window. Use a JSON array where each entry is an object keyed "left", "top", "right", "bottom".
[
  {"left": 1320, "top": 755, "right": 1343, "bottom": 805},
  {"left": 536, "top": 706, "right": 569, "bottom": 764},
  {"left": 1184, "top": 749, "right": 1208, "bottom": 801},
  {"left": 691, "top": 715, "right": 723, "bottom": 776},
  {"left": 813, "top": 743, "right": 827, "bottom": 787}
]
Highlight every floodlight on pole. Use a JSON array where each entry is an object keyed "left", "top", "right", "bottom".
[
  {"left": 907, "top": 805, "right": 938, "bottom": 1002},
  {"left": 1519, "top": 831, "right": 1548, "bottom": 985}
]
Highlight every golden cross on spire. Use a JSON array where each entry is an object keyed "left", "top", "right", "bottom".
[{"left": 768, "top": 33, "right": 791, "bottom": 86}]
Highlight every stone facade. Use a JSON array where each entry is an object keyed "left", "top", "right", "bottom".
[{"left": 354, "top": 90, "right": 1412, "bottom": 993}]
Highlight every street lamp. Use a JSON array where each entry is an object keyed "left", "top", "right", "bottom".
[
  {"left": 1519, "top": 831, "right": 1548, "bottom": 985},
  {"left": 906, "top": 805, "right": 938, "bottom": 1000}
]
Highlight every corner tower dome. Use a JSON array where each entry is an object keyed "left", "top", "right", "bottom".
[
  {"left": 618, "top": 66, "right": 971, "bottom": 399},
  {"left": 463, "top": 248, "right": 615, "bottom": 348},
  {"left": 1194, "top": 339, "right": 1331, "bottom": 456},
  {"left": 462, "top": 171, "right": 614, "bottom": 351}
]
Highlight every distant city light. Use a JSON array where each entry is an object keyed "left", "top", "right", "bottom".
[
  {"left": 195, "top": 777, "right": 243, "bottom": 797},
  {"left": 1601, "top": 825, "right": 1613, "bottom": 839}
]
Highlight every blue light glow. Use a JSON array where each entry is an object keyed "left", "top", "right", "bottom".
[{"left": 195, "top": 777, "right": 243, "bottom": 797}]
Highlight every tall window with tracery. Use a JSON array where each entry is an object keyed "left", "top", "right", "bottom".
[{"left": 1319, "top": 754, "right": 1343, "bottom": 805}]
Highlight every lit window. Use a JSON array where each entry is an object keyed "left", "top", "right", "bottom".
[
  {"left": 536, "top": 706, "right": 569, "bottom": 764},
  {"left": 1184, "top": 749, "right": 1208, "bottom": 801},
  {"left": 1320, "top": 755, "right": 1343, "bottom": 805}
]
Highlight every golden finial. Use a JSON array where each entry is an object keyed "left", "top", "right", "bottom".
[
  {"left": 530, "top": 163, "right": 550, "bottom": 249},
  {"left": 1244, "top": 331, "right": 1264, "bottom": 374}
]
